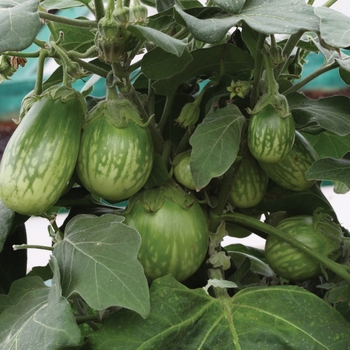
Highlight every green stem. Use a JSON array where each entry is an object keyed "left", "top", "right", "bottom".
[
  {"left": 274, "top": 31, "right": 304, "bottom": 80},
  {"left": 13, "top": 244, "right": 54, "bottom": 251},
  {"left": 283, "top": 61, "right": 339, "bottom": 95},
  {"left": 75, "top": 315, "right": 100, "bottom": 325},
  {"left": 221, "top": 212, "right": 350, "bottom": 282},
  {"left": 34, "top": 49, "right": 48, "bottom": 95},
  {"left": 250, "top": 33, "right": 266, "bottom": 108},
  {"left": 158, "top": 94, "right": 176, "bottom": 133},
  {"left": 71, "top": 57, "right": 109, "bottom": 78},
  {"left": 162, "top": 140, "right": 174, "bottom": 169},
  {"left": 322, "top": 0, "right": 338, "bottom": 7},
  {"left": 261, "top": 47, "right": 276, "bottom": 96},
  {"left": 2, "top": 51, "right": 40, "bottom": 58},
  {"left": 67, "top": 45, "right": 98, "bottom": 59},
  {"left": 34, "top": 38, "right": 48, "bottom": 49},
  {"left": 94, "top": 0, "right": 105, "bottom": 22},
  {"left": 39, "top": 11, "right": 97, "bottom": 28},
  {"left": 50, "top": 40, "right": 75, "bottom": 85},
  {"left": 307, "top": 0, "right": 315, "bottom": 4}
]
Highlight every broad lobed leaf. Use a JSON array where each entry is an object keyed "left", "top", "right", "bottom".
[
  {"left": 53, "top": 214, "right": 150, "bottom": 318},
  {"left": 88, "top": 275, "right": 350, "bottom": 349}
]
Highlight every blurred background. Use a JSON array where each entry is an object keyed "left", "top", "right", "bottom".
[{"left": 0, "top": 1, "right": 350, "bottom": 272}]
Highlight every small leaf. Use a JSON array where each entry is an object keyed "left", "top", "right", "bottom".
[
  {"left": 142, "top": 47, "right": 192, "bottom": 80},
  {"left": 0, "top": 0, "right": 41, "bottom": 53},
  {"left": 190, "top": 104, "right": 246, "bottom": 189},
  {"left": 315, "top": 6, "right": 350, "bottom": 49},
  {"left": 143, "top": 153, "right": 169, "bottom": 189},
  {"left": 128, "top": 24, "right": 187, "bottom": 57},
  {"left": 53, "top": 214, "right": 150, "bottom": 318},
  {"left": 288, "top": 93, "right": 350, "bottom": 136},
  {"left": 302, "top": 131, "right": 350, "bottom": 159},
  {"left": 306, "top": 156, "right": 350, "bottom": 190},
  {"left": 203, "top": 279, "right": 237, "bottom": 294}
]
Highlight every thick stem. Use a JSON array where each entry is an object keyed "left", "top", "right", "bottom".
[
  {"left": 221, "top": 212, "right": 350, "bottom": 282},
  {"left": 70, "top": 57, "right": 109, "bottom": 78},
  {"left": 250, "top": 33, "right": 266, "bottom": 108},
  {"left": 158, "top": 94, "right": 176, "bottom": 133},
  {"left": 94, "top": 0, "right": 105, "bottom": 22},
  {"left": 283, "top": 61, "right": 339, "bottom": 95},
  {"left": 261, "top": 47, "right": 277, "bottom": 96},
  {"left": 39, "top": 11, "right": 97, "bottom": 28}
]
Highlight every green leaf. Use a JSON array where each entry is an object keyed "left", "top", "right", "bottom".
[
  {"left": 256, "top": 182, "right": 337, "bottom": 219},
  {"left": 153, "top": 44, "right": 254, "bottom": 98},
  {"left": 189, "top": 104, "right": 245, "bottom": 189},
  {"left": 53, "top": 214, "right": 150, "bottom": 318},
  {"left": 211, "top": 0, "right": 246, "bottom": 14},
  {"left": 306, "top": 156, "right": 350, "bottom": 191},
  {"left": 128, "top": 24, "right": 187, "bottom": 57},
  {"left": 0, "top": 260, "right": 81, "bottom": 349},
  {"left": 315, "top": 7, "right": 350, "bottom": 49},
  {"left": 175, "top": 0, "right": 319, "bottom": 44},
  {"left": 142, "top": 47, "right": 192, "bottom": 80},
  {"left": 88, "top": 275, "right": 350, "bottom": 349},
  {"left": 49, "top": 20, "right": 95, "bottom": 54},
  {"left": 0, "top": 0, "right": 41, "bottom": 53},
  {"left": 41, "top": 0, "right": 89, "bottom": 10},
  {"left": 0, "top": 199, "right": 15, "bottom": 252},
  {"left": 288, "top": 93, "right": 350, "bottom": 136},
  {"left": 302, "top": 131, "right": 350, "bottom": 159},
  {"left": 143, "top": 153, "right": 169, "bottom": 189}
]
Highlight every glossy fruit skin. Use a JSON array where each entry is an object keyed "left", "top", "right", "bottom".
[
  {"left": 259, "top": 131, "right": 318, "bottom": 191},
  {"left": 229, "top": 151, "right": 269, "bottom": 208},
  {"left": 124, "top": 182, "right": 209, "bottom": 282},
  {"left": 173, "top": 152, "right": 196, "bottom": 190},
  {"left": 76, "top": 98, "right": 154, "bottom": 202},
  {"left": 265, "top": 215, "right": 343, "bottom": 281},
  {"left": 248, "top": 104, "right": 295, "bottom": 163},
  {"left": 0, "top": 86, "right": 85, "bottom": 215}
]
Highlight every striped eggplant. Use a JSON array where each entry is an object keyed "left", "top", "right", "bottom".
[
  {"left": 76, "top": 97, "right": 154, "bottom": 202},
  {"left": 0, "top": 85, "right": 86, "bottom": 215},
  {"left": 259, "top": 131, "right": 318, "bottom": 191},
  {"left": 229, "top": 151, "right": 269, "bottom": 208},
  {"left": 248, "top": 104, "right": 295, "bottom": 163}
]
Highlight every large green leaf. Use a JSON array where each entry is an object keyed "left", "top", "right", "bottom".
[
  {"left": 288, "top": 93, "right": 350, "bottom": 136},
  {"left": 211, "top": 0, "right": 246, "bottom": 14},
  {"left": 41, "top": 0, "right": 89, "bottom": 10},
  {"left": 153, "top": 44, "right": 254, "bottom": 98},
  {"left": 53, "top": 214, "right": 150, "bottom": 318},
  {"left": 189, "top": 104, "right": 245, "bottom": 190},
  {"left": 315, "top": 6, "right": 350, "bottom": 49},
  {"left": 175, "top": 0, "right": 319, "bottom": 44},
  {"left": 0, "top": 0, "right": 40, "bottom": 53},
  {"left": 88, "top": 275, "right": 350, "bottom": 349},
  {"left": 141, "top": 47, "right": 192, "bottom": 80},
  {"left": 0, "top": 258, "right": 81, "bottom": 349}
]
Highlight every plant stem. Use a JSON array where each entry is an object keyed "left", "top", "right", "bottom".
[
  {"left": 33, "top": 49, "right": 48, "bottom": 95},
  {"left": 94, "top": 0, "right": 105, "bottom": 21},
  {"left": 2, "top": 50, "right": 40, "bottom": 58},
  {"left": 250, "top": 33, "right": 266, "bottom": 108},
  {"left": 13, "top": 244, "right": 54, "bottom": 251},
  {"left": 322, "top": 0, "right": 338, "bottom": 7},
  {"left": 70, "top": 57, "right": 109, "bottom": 78},
  {"left": 221, "top": 212, "right": 350, "bottom": 282},
  {"left": 261, "top": 48, "right": 276, "bottom": 96},
  {"left": 39, "top": 11, "right": 97, "bottom": 28},
  {"left": 274, "top": 31, "right": 304, "bottom": 80},
  {"left": 158, "top": 94, "right": 175, "bottom": 133},
  {"left": 283, "top": 61, "right": 339, "bottom": 95}
]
